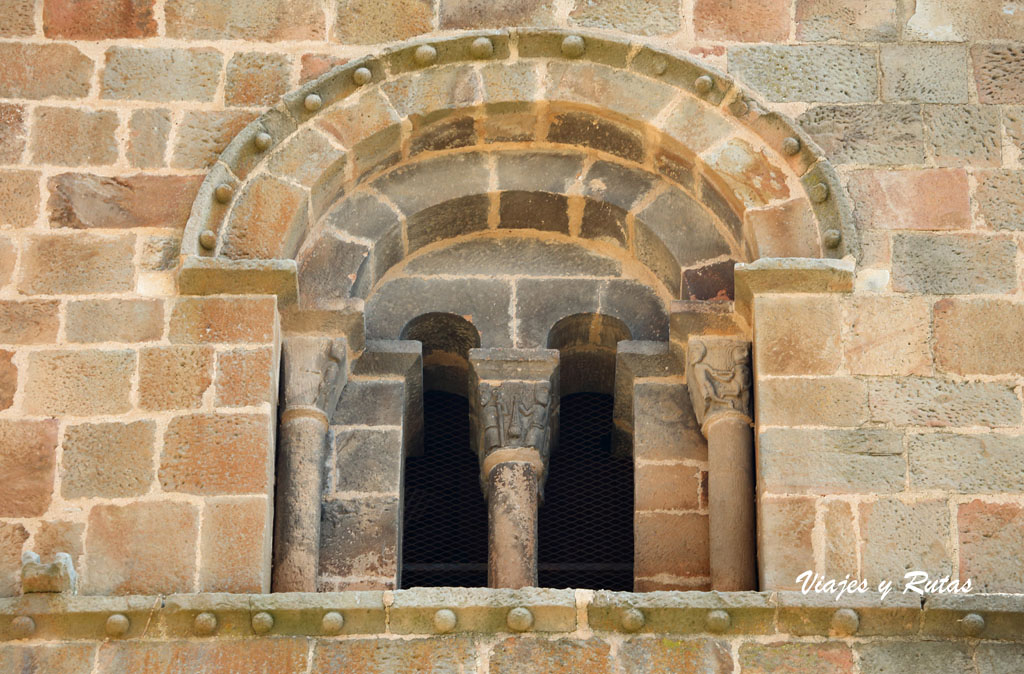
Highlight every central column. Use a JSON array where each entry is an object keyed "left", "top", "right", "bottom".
[
  {"left": 687, "top": 336, "right": 757, "bottom": 591},
  {"left": 469, "top": 348, "right": 559, "bottom": 589}
]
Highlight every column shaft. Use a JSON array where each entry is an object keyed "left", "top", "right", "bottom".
[
  {"left": 487, "top": 461, "right": 539, "bottom": 589},
  {"left": 707, "top": 414, "right": 757, "bottom": 591}
]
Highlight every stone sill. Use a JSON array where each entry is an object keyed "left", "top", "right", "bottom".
[{"left": 2, "top": 589, "right": 1023, "bottom": 642}]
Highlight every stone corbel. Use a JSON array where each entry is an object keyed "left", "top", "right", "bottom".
[{"left": 272, "top": 336, "right": 348, "bottom": 592}]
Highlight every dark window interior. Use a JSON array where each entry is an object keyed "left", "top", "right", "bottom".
[
  {"left": 401, "top": 390, "right": 488, "bottom": 588},
  {"left": 538, "top": 392, "right": 634, "bottom": 591}
]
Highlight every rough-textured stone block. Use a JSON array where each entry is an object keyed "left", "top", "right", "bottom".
[
  {"left": 757, "top": 377, "right": 868, "bottom": 427},
  {"left": 695, "top": 0, "right": 789, "bottom": 41},
  {"left": 923, "top": 105, "right": 1001, "bottom": 166},
  {"left": 759, "top": 497, "right": 815, "bottom": 589},
  {"left": 20, "top": 233, "right": 134, "bottom": 294},
  {"left": 499, "top": 191, "right": 569, "bottom": 233},
  {"left": 43, "top": 0, "right": 157, "bottom": 39},
  {"left": 0, "top": 236, "right": 13, "bottom": 288},
  {"left": 760, "top": 428, "right": 904, "bottom": 494},
  {"left": 570, "top": 0, "right": 679, "bottom": 34},
  {"left": 166, "top": 0, "right": 326, "bottom": 39},
  {"left": 859, "top": 499, "right": 952, "bottom": 584},
  {"left": 869, "top": 377, "right": 1022, "bottom": 428},
  {"left": 635, "top": 511, "right": 709, "bottom": 580},
  {"left": 977, "top": 644, "right": 1024, "bottom": 674},
  {"left": 199, "top": 497, "right": 269, "bottom": 592},
  {"left": 798, "top": 105, "right": 924, "bottom": 165},
  {"left": 440, "top": 0, "right": 553, "bottom": 28},
  {"left": 619, "top": 638, "right": 733, "bottom": 673},
  {"left": 0, "top": 644, "right": 95, "bottom": 673},
  {"left": 975, "top": 170, "right": 1024, "bottom": 231},
  {"left": 320, "top": 497, "right": 398, "bottom": 579},
  {"left": 754, "top": 295, "right": 841, "bottom": 376},
  {"left": 127, "top": 108, "right": 170, "bottom": 168},
  {"left": 0, "top": 522, "right": 29, "bottom": 596},
  {"left": 740, "top": 642, "right": 854, "bottom": 674},
  {"left": 636, "top": 463, "right": 700, "bottom": 512},
  {"left": 140, "top": 234, "right": 180, "bottom": 272},
  {"left": 0, "top": 169, "right": 40, "bottom": 227},
  {"left": 910, "top": 434, "right": 1024, "bottom": 493},
  {"left": 333, "top": 0, "right": 433, "bottom": 43},
  {"left": 934, "top": 298, "right": 1024, "bottom": 375},
  {"left": 880, "top": 44, "right": 968, "bottom": 103},
  {"left": 0, "top": 350, "right": 14, "bottom": 411},
  {"left": 24, "top": 350, "right": 134, "bottom": 415},
  {"left": 730, "top": 46, "right": 877, "bottom": 103},
  {"left": 297, "top": 231, "right": 370, "bottom": 302},
  {"left": 101, "top": 46, "right": 222, "bottom": 101},
  {"left": 844, "top": 295, "right": 931, "bottom": 376},
  {"left": 171, "top": 110, "right": 258, "bottom": 169},
  {"left": 300, "top": 53, "right": 348, "bottom": 83},
  {"left": 331, "top": 427, "right": 403, "bottom": 494},
  {"left": 61, "top": 421, "right": 155, "bottom": 498},
  {"left": 0, "top": 103, "right": 26, "bottom": 164},
  {"left": 491, "top": 638, "right": 612, "bottom": 674},
  {"left": 161, "top": 413, "right": 271, "bottom": 495},
  {"left": 49, "top": 173, "right": 201, "bottom": 229},
  {"left": 313, "top": 637, "right": 477, "bottom": 673},
  {"left": 215, "top": 347, "right": 275, "bottom": 407},
  {"left": 139, "top": 345, "right": 213, "bottom": 410},
  {"left": 0, "top": 420, "right": 58, "bottom": 517},
  {"left": 405, "top": 237, "right": 620, "bottom": 279},
  {"left": 84, "top": 501, "right": 198, "bottom": 595},
  {"left": 546, "top": 62, "right": 676, "bottom": 122},
  {"left": 824, "top": 500, "right": 857, "bottom": 577},
  {"left": 225, "top": 52, "right": 291, "bottom": 107},
  {"left": 891, "top": 233, "right": 1019, "bottom": 295},
  {"left": 972, "top": 45, "right": 1024, "bottom": 104},
  {"left": 857, "top": 642, "right": 972, "bottom": 674},
  {"left": 638, "top": 186, "right": 730, "bottom": 270},
  {"left": 846, "top": 169, "right": 970, "bottom": 231},
  {"left": 66, "top": 299, "right": 164, "bottom": 343},
  {"left": 906, "top": 0, "right": 1024, "bottom": 41},
  {"left": 548, "top": 111, "right": 643, "bottom": 162},
  {"left": 0, "top": 300, "right": 60, "bottom": 344},
  {"left": 0, "top": 0, "right": 35, "bottom": 36},
  {"left": 1006, "top": 106, "right": 1024, "bottom": 157},
  {"left": 267, "top": 128, "right": 346, "bottom": 191},
  {"left": 703, "top": 139, "right": 790, "bottom": 208},
  {"left": 633, "top": 381, "right": 705, "bottom": 462},
  {"left": 221, "top": 174, "right": 309, "bottom": 259},
  {"left": 0, "top": 43, "right": 93, "bottom": 99},
  {"left": 959, "top": 500, "right": 1024, "bottom": 593},
  {"left": 796, "top": 0, "right": 899, "bottom": 41},
  {"left": 169, "top": 297, "right": 277, "bottom": 344}
]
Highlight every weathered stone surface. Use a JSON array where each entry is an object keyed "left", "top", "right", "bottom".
[
  {"left": 66, "top": 299, "right": 163, "bottom": 343},
  {"left": 0, "top": 350, "right": 14, "bottom": 411},
  {"left": 910, "top": 434, "right": 1024, "bottom": 493},
  {"left": 140, "top": 234, "right": 180, "bottom": 272},
  {"left": 844, "top": 295, "right": 932, "bottom": 376},
  {"left": 0, "top": 644, "right": 95, "bottom": 673},
  {"left": 846, "top": 168, "right": 970, "bottom": 231},
  {"left": 171, "top": 110, "right": 258, "bottom": 169},
  {"left": 745, "top": 198, "right": 820, "bottom": 258},
  {"left": 0, "top": 43, "right": 93, "bottom": 99},
  {"left": 300, "top": 53, "right": 348, "bottom": 83},
  {"left": 740, "top": 642, "right": 854, "bottom": 674},
  {"left": 33, "top": 521, "right": 82, "bottom": 578},
  {"left": 43, "top": 0, "right": 157, "bottom": 39},
  {"left": 977, "top": 644, "right": 1024, "bottom": 674},
  {"left": 215, "top": 347, "right": 275, "bottom": 407},
  {"left": 959, "top": 501, "right": 1024, "bottom": 593},
  {"left": 923, "top": 105, "right": 1001, "bottom": 166},
  {"left": 490, "top": 638, "right": 612, "bottom": 674},
  {"left": 331, "top": 379, "right": 405, "bottom": 427},
  {"left": 20, "top": 233, "right": 134, "bottom": 294},
  {"left": 49, "top": 173, "right": 201, "bottom": 228},
  {"left": 166, "top": 0, "right": 325, "bottom": 39},
  {"left": 684, "top": 260, "right": 735, "bottom": 302},
  {"left": 221, "top": 175, "right": 309, "bottom": 259},
  {"left": 633, "top": 381, "right": 706, "bottom": 463},
  {"left": 548, "top": 111, "right": 644, "bottom": 162},
  {"left": 169, "top": 296, "right": 277, "bottom": 344},
  {"left": 102, "top": 47, "right": 222, "bottom": 101},
  {"left": 0, "top": 169, "right": 41, "bottom": 227},
  {"left": 570, "top": 0, "right": 679, "bottom": 34},
  {"left": 225, "top": 52, "right": 291, "bottom": 107},
  {"left": 333, "top": 0, "right": 433, "bottom": 43},
  {"left": 84, "top": 501, "right": 198, "bottom": 594},
  {"left": 297, "top": 230, "right": 370, "bottom": 302},
  {"left": 0, "top": 0, "right": 34, "bottom": 36},
  {"left": 546, "top": 62, "right": 676, "bottom": 122},
  {"left": 824, "top": 500, "right": 857, "bottom": 577},
  {"left": 635, "top": 511, "right": 709, "bottom": 579},
  {"left": 638, "top": 187, "right": 730, "bottom": 270},
  {"left": 754, "top": 295, "right": 841, "bottom": 376},
  {"left": 972, "top": 45, "right": 1024, "bottom": 103},
  {"left": 0, "top": 300, "right": 60, "bottom": 344},
  {"left": 0, "top": 420, "right": 58, "bottom": 517},
  {"left": 934, "top": 299, "right": 1024, "bottom": 375},
  {"left": 439, "top": 0, "right": 553, "bottom": 28},
  {"left": 869, "top": 377, "right": 1022, "bottom": 428},
  {"left": 636, "top": 463, "right": 700, "bottom": 512},
  {"left": 32, "top": 107, "right": 119, "bottom": 166},
  {"left": 24, "top": 350, "right": 134, "bottom": 415},
  {"left": 498, "top": 191, "right": 569, "bottom": 233},
  {"left": 267, "top": 128, "right": 346, "bottom": 190},
  {"left": 407, "top": 194, "right": 489, "bottom": 251},
  {"left": 695, "top": 0, "right": 789, "bottom": 41},
  {"left": 703, "top": 140, "right": 790, "bottom": 208},
  {"left": 730, "top": 46, "right": 877, "bottom": 103},
  {"left": 97, "top": 639, "right": 306, "bottom": 672},
  {"left": 313, "top": 637, "right": 476, "bottom": 673},
  {"left": 891, "top": 233, "right": 1019, "bottom": 295},
  {"left": 798, "top": 105, "right": 924, "bottom": 165},
  {"left": 62, "top": 421, "right": 154, "bottom": 498},
  {"left": 796, "top": 0, "right": 899, "bottom": 41},
  {"left": 330, "top": 427, "right": 403, "bottom": 494},
  {"left": 975, "top": 170, "right": 1024, "bottom": 231},
  {"left": 757, "top": 377, "right": 868, "bottom": 427},
  {"left": 857, "top": 642, "right": 972, "bottom": 674},
  {"left": 127, "top": 108, "right": 170, "bottom": 168},
  {"left": 320, "top": 497, "right": 398, "bottom": 579},
  {"left": 161, "top": 413, "right": 271, "bottom": 495},
  {"left": 880, "top": 44, "right": 968, "bottom": 103},
  {"left": 759, "top": 428, "right": 904, "bottom": 494},
  {"left": 405, "top": 236, "right": 620, "bottom": 278},
  {"left": 200, "top": 497, "right": 269, "bottom": 593},
  {"left": 859, "top": 499, "right": 951, "bottom": 584},
  {"left": 139, "top": 345, "right": 214, "bottom": 410},
  {"left": 0, "top": 104, "right": 26, "bottom": 164},
  {"left": 0, "top": 522, "right": 29, "bottom": 596},
  {"left": 619, "top": 638, "right": 733, "bottom": 673},
  {"left": 759, "top": 497, "right": 815, "bottom": 589},
  {"left": 906, "top": 0, "right": 1024, "bottom": 41}
]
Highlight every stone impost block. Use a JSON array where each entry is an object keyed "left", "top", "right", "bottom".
[
  {"left": 390, "top": 587, "right": 576, "bottom": 634},
  {"left": 613, "top": 340, "right": 685, "bottom": 454},
  {"left": 734, "top": 256, "right": 853, "bottom": 324},
  {"left": 20, "top": 552, "right": 75, "bottom": 595},
  {"left": 178, "top": 257, "right": 298, "bottom": 305},
  {"left": 589, "top": 591, "right": 776, "bottom": 635}
]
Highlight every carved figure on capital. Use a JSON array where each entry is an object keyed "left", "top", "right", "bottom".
[
  {"left": 477, "top": 381, "right": 553, "bottom": 455},
  {"left": 686, "top": 337, "right": 752, "bottom": 428}
]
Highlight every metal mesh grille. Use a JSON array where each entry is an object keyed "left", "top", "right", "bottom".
[
  {"left": 401, "top": 391, "right": 488, "bottom": 588},
  {"left": 539, "top": 392, "right": 634, "bottom": 591}
]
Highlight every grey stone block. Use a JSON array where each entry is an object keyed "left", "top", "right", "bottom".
[
  {"left": 406, "top": 194, "right": 489, "bottom": 253},
  {"left": 582, "top": 160, "right": 656, "bottom": 212},
  {"left": 329, "top": 427, "right": 403, "bottom": 494},
  {"left": 880, "top": 44, "right": 969, "bottom": 103},
  {"left": 759, "top": 429, "right": 904, "bottom": 494},
  {"left": 638, "top": 187, "right": 731, "bottom": 269},
  {"left": 857, "top": 642, "right": 973, "bottom": 674},
  {"left": 909, "top": 433, "right": 1024, "bottom": 492},
  {"left": 798, "top": 104, "right": 925, "bottom": 165},
  {"left": 868, "top": 376, "right": 1023, "bottom": 428},
  {"left": 498, "top": 191, "right": 569, "bottom": 233},
  {"left": 891, "top": 233, "right": 1019, "bottom": 295},
  {"left": 319, "top": 496, "right": 399, "bottom": 580},
  {"left": 331, "top": 379, "right": 406, "bottom": 427},
  {"left": 514, "top": 278, "right": 602, "bottom": 349},
  {"left": 402, "top": 236, "right": 621, "bottom": 278},
  {"left": 729, "top": 45, "right": 878, "bottom": 103},
  {"left": 496, "top": 151, "right": 585, "bottom": 193}
]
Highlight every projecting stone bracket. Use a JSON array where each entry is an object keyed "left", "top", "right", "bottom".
[{"left": 20, "top": 551, "right": 76, "bottom": 595}]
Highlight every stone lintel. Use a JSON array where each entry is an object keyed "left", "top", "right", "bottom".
[
  {"left": 734, "top": 256, "right": 855, "bottom": 323},
  {"left": 178, "top": 255, "right": 299, "bottom": 305}
]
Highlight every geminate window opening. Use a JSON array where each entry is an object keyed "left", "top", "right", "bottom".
[
  {"left": 538, "top": 392, "right": 634, "bottom": 591},
  {"left": 401, "top": 390, "right": 488, "bottom": 588}
]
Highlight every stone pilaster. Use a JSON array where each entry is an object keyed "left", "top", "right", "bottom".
[{"left": 687, "top": 336, "right": 757, "bottom": 591}]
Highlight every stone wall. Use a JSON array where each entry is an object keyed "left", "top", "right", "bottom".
[{"left": 0, "top": 0, "right": 1022, "bottom": 653}]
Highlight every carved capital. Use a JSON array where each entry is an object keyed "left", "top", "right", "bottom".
[
  {"left": 475, "top": 381, "right": 555, "bottom": 458},
  {"left": 281, "top": 336, "right": 348, "bottom": 417},
  {"left": 686, "top": 336, "right": 752, "bottom": 434}
]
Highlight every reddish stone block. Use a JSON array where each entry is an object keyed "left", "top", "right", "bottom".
[
  {"left": 635, "top": 463, "right": 700, "bottom": 511},
  {"left": 62, "top": 421, "right": 155, "bottom": 498},
  {"left": 490, "top": 638, "right": 612, "bottom": 674},
  {"left": 0, "top": 522, "right": 29, "bottom": 597},
  {"left": 684, "top": 259, "right": 736, "bottom": 301},
  {"left": 746, "top": 198, "right": 821, "bottom": 258},
  {"left": 165, "top": 0, "right": 326, "bottom": 40},
  {"left": 169, "top": 296, "right": 277, "bottom": 344},
  {"left": 619, "top": 638, "right": 733, "bottom": 673},
  {"left": 171, "top": 110, "right": 258, "bottom": 169},
  {"left": 84, "top": 501, "right": 198, "bottom": 594},
  {"left": 220, "top": 174, "right": 309, "bottom": 259},
  {"left": 0, "top": 419, "right": 58, "bottom": 517},
  {"left": 740, "top": 643, "right": 855, "bottom": 674},
  {"left": 160, "top": 413, "right": 272, "bottom": 495},
  {"left": 846, "top": 168, "right": 971, "bottom": 230},
  {"left": 635, "top": 511, "right": 709, "bottom": 580},
  {"left": 844, "top": 295, "right": 932, "bottom": 376},
  {"left": 43, "top": 0, "right": 157, "bottom": 39},
  {"left": 959, "top": 500, "right": 1024, "bottom": 592},
  {"left": 754, "top": 295, "right": 842, "bottom": 376},
  {"left": 0, "top": 103, "right": 26, "bottom": 164},
  {"left": 24, "top": 350, "right": 135, "bottom": 415},
  {"left": 101, "top": 46, "right": 222, "bottom": 102},
  {"left": 33, "top": 520, "right": 85, "bottom": 571},
  {"left": 19, "top": 233, "right": 135, "bottom": 295},
  {"left": 333, "top": 0, "right": 434, "bottom": 43},
  {"left": 300, "top": 53, "right": 348, "bottom": 83},
  {"left": 48, "top": 173, "right": 202, "bottom": 229},
  {"left": 313, "top": 638, "right": 475, "bottom": 673},
  {"left": 199, "top": 497, "right": 270, "bottom": 592},
  {"left": 0, "top": 644, "right": 96, "bottom": 673},
  {"left": 759, "top": 497, "right": 815, "bottom": 589},
  {"left": 0, "top": 350, "right": 14, "bottom": 410},
  {"left": 695, "top": 0, "right": 790, "bottom": 41},
  {"left": 440, "top": 0, "right": 554, "bottom": 29},
  {"left": 97, "top": 639, "right": 308, "bottom": 673},
  {"left": 65, "top": 299, "right": 164, "bottom": 343},
  {"left": 225, "top": 52, "right": 291, "bottom": 107},
  {"left": 0, "top": 169, "right": 40, "bottom": 227},
  {"left": 215, "top": 347, "right": 276, "bottom": 407},
  {"left": 127, "top": 108, "right": 170, "bottom": 168},
  {"left": 934, "top": 299, "right": 1024, "bottom": 376},
  {"left": 0, "top": 43, "right": 93, "bottom": 99},
  {"left": 138, "top": 345, "right": 214, "bottom": 411},
  {"left": 0, "top": 300, "right": 60, "bottom": 344}
]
